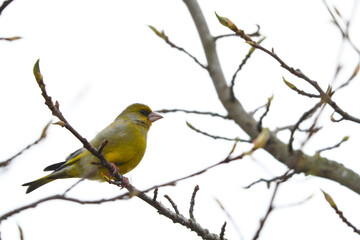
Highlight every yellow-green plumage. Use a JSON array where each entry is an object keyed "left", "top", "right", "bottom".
[{"left": 23, "top": 103, "right": 162, "bottom": 193}]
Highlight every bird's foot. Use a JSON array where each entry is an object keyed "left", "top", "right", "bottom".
[
  {"left": 120, "top": 176, "right": 129, "bottom": 188},
  {"left": 108, "top": 163, "right": 119, "bottom": 176}
]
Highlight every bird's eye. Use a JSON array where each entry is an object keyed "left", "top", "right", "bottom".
[{"left": 139, "top": 109, "right": 150, "bottom": 116}]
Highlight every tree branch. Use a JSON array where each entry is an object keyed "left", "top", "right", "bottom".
[
  {"left": 183, "top": 0, "right": 360, "bottom": 196},
  {"left": 0, "top": 0, "right": 14, "bottom": 16},
  {"left": 0, "top": 121, "right": 50, "bottom": 168}
]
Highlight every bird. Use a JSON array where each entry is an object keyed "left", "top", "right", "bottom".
[{"left": 23, "top": 103, "right": 163, "bottom": 194}]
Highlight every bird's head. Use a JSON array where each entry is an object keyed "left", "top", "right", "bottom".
[{"left": 117, "top": 103, "right": 163, "bottom": 129}]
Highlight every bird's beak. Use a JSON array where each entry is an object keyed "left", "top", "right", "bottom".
[{"left": 149, "top": 112, "right": 163, "bottom": 123}]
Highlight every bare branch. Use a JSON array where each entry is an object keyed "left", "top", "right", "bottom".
[
  {"left": 148, "top": 25, "right": 207, "bottom": 69},
  {"left": 257, "top": 95, "right": 273, "bottom": 131},
  {"left": 334, "top": 63, "right": 360, "bottom": 92},
  {"left": 0, "top": 36, "right": 21, "bottom": 41},
  {"left": 244, "top": 170, "right": 295, "bottom": 189},
  {"left": 288, "top": 101, "right": 323, "bottom": 152},
  {"left": 322, "top": 0, "right": 360, "bottom": 54},
  {"left": 330, "top": 111, "right": 345, "bottom": 122},
  {"left": 0, "top": 121, "right": 51, "bottom": 168},
  {"left": 251, "top": 170, "right": 294, "bottom": 240},
  {"left": 277, "top": 194, "right": 314, "bottom": 209},
  {"left": 0, "top": 0, "right": 14, "bottom": 16},
  {"left": 316, "top": 136, "right": 349, "bottom": 155},
  {"left": 252, "top": 182, "right": 280, "bottom": 240},
  {"left": 219, "top": 222, "right": 227, "bottom": 240},
  {"left": 153, "top": 188, "right": 159, "bottom": 202},
  {"left": 282, "top": 77, "right": 320, "bottom": 98},
  {"left": 18, "top": 224, "right": 23, "bottom": 240},
  {"left": 215, "top": 198, "right": 243, "bottom": 240},
  {"left": 140, "top": 132, "right": 270, "bottom": 195},
  {"left": 63, "top": 178, "right": 86, "bottom": 195},
  {"left": 157, "top": 108, "right": 230, "bottom": 120},
  {"left": 214, "top": 24, "right": 261, "bottom": 41},
  {"left": 186, "top": 121, "right": 250, "bottom": 142},
  {"left": 0, "top": 193, "right": 131, "bottom": 223},
  {"left": 139, "top": 143, "right": 248, "bottom": 194},
  {"left": 322, "top": 190, "right": 360, "bottom": 235},
  {"left": 230, "top": 37, "right": 266, "bottom": 100}
]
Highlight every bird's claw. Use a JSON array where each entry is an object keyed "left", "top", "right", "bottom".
[
  {"left": 120, "top": 177, "right": 129, "bottom": 189},
  {"left": 108, "top": 163, "right": 119, "bottom": 176}
]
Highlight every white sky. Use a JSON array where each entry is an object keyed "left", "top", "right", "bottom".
[{"left": 1, "top": 0, "right": 360, "bottom": 239}]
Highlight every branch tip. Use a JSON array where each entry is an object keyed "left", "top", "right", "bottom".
[
  {"left": 189, "top": 184, "right": 200, "bottom": 221},
  {"left": 33, "top": 59, "right": 44, "bottom": 86},
  {"left": 152, "top": 188, "right": 158, "bottom": 202},
  {"left": 164, "top": 194, "right": 180, "bottom": 215},
  {"left": 220, "top": 221, "right": 227, "bottom": 240}
]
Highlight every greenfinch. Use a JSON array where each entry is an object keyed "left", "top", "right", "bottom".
[{"left": 23, "top": 103, "right": 162, "bottom": 193}]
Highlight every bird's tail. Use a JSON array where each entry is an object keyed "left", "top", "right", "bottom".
[{"left": 22, "top": 174, "right": 55, "bottom": 194}]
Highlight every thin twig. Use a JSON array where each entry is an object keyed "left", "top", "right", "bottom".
[
  {"left": 249, "top": 102, "right": 268, "bottom": 116},
  {"left": 189, "top": 185, "right": 199, "bottom": 221},
  {"left": 215, "top": 198, "right": 243, "bottom": 240},
  {"left": 214, "top": 24, "right": 261, "bottom": 41},
  {"left": 322, "top": 0, "right": 360, "bottom": 55},
  {"left": 316, "top": 136, "right": 349, "bottom": 155},
  {"left": 62, "top": 178, "right": 86, "bottom": 195},
  {"left": 301, "top": 96, "right": 329, "bottom": 149},
  {"left": 257, "top": 95, "right": 273, "bottom": 131},
  {"left": 230, "top": 37, "right": 266, "bottom": 100},
  {"left": 219, "top": 222, "right": 227, "bottom": 240},
  {"left": 0, "top": 121, "right": 51, "bottom": 168},
  {"left": 164, "top": 195, "right": 180, "bottom": 215},
  {"left": 139, "top": 142, "right": 253, "bottom": 195},
  {"left": 0, "top": 36, "right": 21, "bottom": 41},
  {"left": 252, "top": 171, "right": 296, "bottom": 240},
  {"left": 252, "top": 182, "right": 280, "bottom": 240},
  {"left": 0, "top": 193, "right": 131, "bottom": 223},
  {"left": 186, "top": 121, "right": 250, "bottom": 142},
  {"left": 274, "top": 124, "right": 322, "bottom": 135},
  {"left": 244, "top": 170, "right": 295, "bottom": 189},
  {"left": 277, "top": 194, "right": 314, "bottom": 208},
  {"left": 288, "top": 101, "right": 323, "bottom": 152},
  {"left": 148, "top": 25, "right": 207, "bottom": 69},
  {"left": 18, "top": 224, "right": 23, "bottom": 240},
  {"left": 334, "top": 64, "right": 360, "bottom": 92},
  {"left": 282, "top": 77, "right": 320, "bottom": 98},
  {"left": 322, "top": 190, "right": 360, "bottom": 235},
  {"left": 330, "top": 111, "right": 345, "bottom": 122},
  {"left": 157, "top": 108, "right": 230, "bottom": 120},
  {"left": 153, "top": 188, "right": 159, "bottom": 202}
]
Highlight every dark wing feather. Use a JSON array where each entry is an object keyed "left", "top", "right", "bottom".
[
  {"left": 43, "top": 148, "right": 84, "bottom": 171},
  {"left": 43, "top": 161, "right": 65, "bottom": 171}
]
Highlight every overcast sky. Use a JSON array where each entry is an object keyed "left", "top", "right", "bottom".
[{"left": 1, "top": 0, "right": 360, "bottom": 239}]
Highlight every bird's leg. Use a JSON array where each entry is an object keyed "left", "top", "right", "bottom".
[
  {"left": 108, "top": 163, "right": 129, "bottom": 188},
  {"left": 99, "top": 163, "right": 129, "bottom": 188}
]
